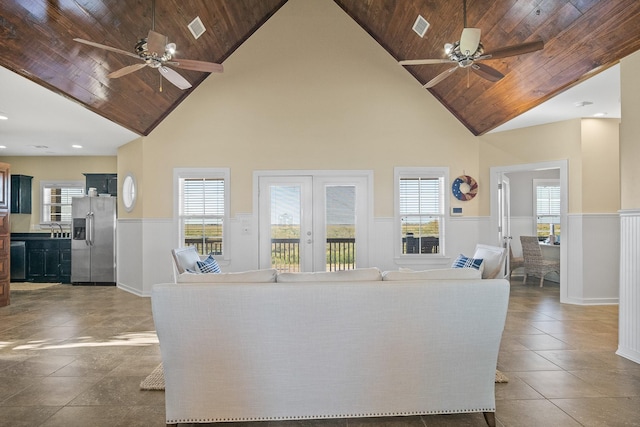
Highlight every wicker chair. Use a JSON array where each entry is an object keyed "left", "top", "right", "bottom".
[
  {"left": 520, "top": 236, "right": 560, "bottom": 287},
  {"left": 508, "top": 245, "right": 525, "bottom": 278}
]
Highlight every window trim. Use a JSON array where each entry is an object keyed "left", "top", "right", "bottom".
[
  {"left": 394, "top": 167, "right": 449, "bottom": 261},
  {"left": 174, "top": 168, "right": 230, "bottom": 261},
  {"left": 40, "top": 180, "right": 85, "bottom": 226}
]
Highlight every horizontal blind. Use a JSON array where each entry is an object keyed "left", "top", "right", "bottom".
[
  {"left": 43, "top": 184, "right": 84, "bottom": 223},
  {"left": 536, "top": 184, "right": 560, "bottom": 223},
  {"left": 399, "top": 177, "right": 442, "bottom": 215},
  {"left": 181, "top": 178, "right": 224, "bottom": 216}
]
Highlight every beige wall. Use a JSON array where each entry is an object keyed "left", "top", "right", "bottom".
[
  {"left": 123, "top": 0, "right": 481, "bottom": 219},
  {"left": 0, "top": 156, "right": 116, "bottom": 232},
  {"left": 581, "top": 118, "right": 620, "bottom": 213},
  {"left": 117, "top": 137, "right": 144, "bottom": 218},
  {"left": 620, "top": 50, "right": 640, "bottom": 209},
  {"left": 478, "top": 117, "right": 620, "bottom": 215}
]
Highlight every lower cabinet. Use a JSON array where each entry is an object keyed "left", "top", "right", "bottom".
[{"left": 25, "top": 239, "right": 71, "bottom": 283}]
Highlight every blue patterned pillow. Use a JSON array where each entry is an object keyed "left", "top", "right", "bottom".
[
  {"left": 451, "top": 254, "right": 484, "bottom": 271},
  {"left": 196, "top": 255, "right": 221, "bottom": 274}
]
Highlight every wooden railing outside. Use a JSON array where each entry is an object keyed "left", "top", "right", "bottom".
[{"left": 186, "top": 237, "right": 356, "bottom": 272}]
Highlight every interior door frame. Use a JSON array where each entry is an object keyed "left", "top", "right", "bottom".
[
  {"left": 254, "top": 170, "right": 373, "bottom": 271},
  {"left": 490, "top": 160, "right": 568, "bottom": 302}
]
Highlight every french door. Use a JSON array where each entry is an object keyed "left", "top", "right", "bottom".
[
  {"left": 497, "top": 173, "right": 511, "bottom": 276},
  {"left": 258, "top": 173, "right": 370, "bottom": 272}
]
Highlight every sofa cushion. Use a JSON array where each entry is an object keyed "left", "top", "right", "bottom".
[
  {"left": 196, "top": 255, "right": 221, "bottom": 273},
  {"left": 177, "top": 269, "right": 277, "bottom": 283},
  {"left": 382, "top": 268, "right": 482, "bottom": 281},
  {"left": 276, "top": 267, "right": 382, "bottom": 282},
  {"left": 452, "top": 254, "right": 485, "bottom": 272}
]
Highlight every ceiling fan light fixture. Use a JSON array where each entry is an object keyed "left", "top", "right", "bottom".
[
  {"left": 444, "top": 43, "right": 453, "bottom": 54},
  {"left": 166, "top": 43, "right": 176, "bottom": 55}
]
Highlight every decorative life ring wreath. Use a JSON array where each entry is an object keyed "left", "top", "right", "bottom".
[{"left": 452, "top": 175, "right": 478, "bottom": 201}]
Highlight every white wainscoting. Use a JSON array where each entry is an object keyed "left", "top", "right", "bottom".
[
  {"left": 116, "top": 214, "right": 621, "bottom": 306},
  {"left": 618, "top": 210, "right": 640, "bottom": 364}
]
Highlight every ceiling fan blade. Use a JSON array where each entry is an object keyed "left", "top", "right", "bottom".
[
  {"left": 399, "top": 59, "right": 455, "bottom": 66},
  {"left": 460, "top": 28, "right": 481, "bottom": 55},
  {"left": 108, "top": 63, "right": 147, "bottom": 78},
  {"left": 159, "top": 66, "right": 192, "bottom": 90},
  {"left": 482, "top": 40, "right": 544, "bottom": 59},
  {"left": 170, "top": 58, "right": 224, "bottom": 73},
  {"left": 147, "top": 30, "right": 167, "bottom": 55},
  {"left": 424, "top": 65, "right": 459, "bottom": 88},
  {"left": 471, "top": 63, "right": 504, "bottom": 82},
  {"left": 73, "top": 38, "right": 139, "bottom": 59}
]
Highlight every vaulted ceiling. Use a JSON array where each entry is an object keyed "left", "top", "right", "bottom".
[{"left": 1, "top": 0, "right": 639, "bottom": 137}]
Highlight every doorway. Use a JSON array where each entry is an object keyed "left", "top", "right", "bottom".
[
  {"left": 490, "top": 160, "right": 568, "bottom": 301},
  {"left": 257, "top": 171, "right": 371, "bottom": 272}
]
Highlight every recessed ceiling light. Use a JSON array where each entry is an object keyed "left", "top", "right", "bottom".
[
  {"left": 574, "top": 101, "right": 593, "bottom": 108},
  {"left": 0, "top": 146, "right": 6, "bottom": 149},
  {"left": 593, "top": 112, "right": 608, "bottom": 117},
  {"left": 0, "top": 113, "right": 8, "bottom": 120},
  {"left": 72, "top": 144, "right": 83, "bottom": 149}
]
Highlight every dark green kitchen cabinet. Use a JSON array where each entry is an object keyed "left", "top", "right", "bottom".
[
  {"left": 24, "top": 238, "right": 71, "bottom": 283},
  {"left": 84, "top": 173, "right": 117, "bottom": 197},
  {"left": 11, "top": 174, "right": 33, "bottom": 214}
]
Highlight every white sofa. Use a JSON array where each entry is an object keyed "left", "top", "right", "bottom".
[{"left": 152, "top": 274, "right": 509, "bottom": 427}]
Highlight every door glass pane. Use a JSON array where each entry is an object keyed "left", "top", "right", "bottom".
[
  {"left": 325, "top": 185, "right": 356, "bottom": 271},
  {"left": 270, "top": 185, "right": 301, "bottom": 272}
]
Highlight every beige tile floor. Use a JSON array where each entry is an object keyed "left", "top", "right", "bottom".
[{"left": 1, "top": 278, "right": 639, "bottom": 427}]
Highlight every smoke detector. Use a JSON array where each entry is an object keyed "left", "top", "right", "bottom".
[{"left": 188, "top": 16, "right": 206, "bottom": 39}]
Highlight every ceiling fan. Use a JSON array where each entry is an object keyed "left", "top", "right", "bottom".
[
  {"left": 73, "top": 0, "right": 223, "bottom": 91},
  {"left": 399, "top": 0, "right": 543, "bottom": 88}
]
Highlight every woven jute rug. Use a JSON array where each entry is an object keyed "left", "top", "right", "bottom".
[
  {"left": 140, "top": 363, "right": 165, "bottom": 390},
  {"left": 140, "top": 364, "right": 508, "bottom": 391}
]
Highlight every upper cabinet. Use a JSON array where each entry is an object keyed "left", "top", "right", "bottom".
[
  {"left": 84, "top": 173, "right": 117, "bottom": 197},
  {"left": 11, "top": 174, "right": 33, "bottom": 214}
]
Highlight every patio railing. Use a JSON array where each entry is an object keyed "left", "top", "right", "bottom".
[{"left": 186, "top": 237, "right": 356, "bottom": 272}]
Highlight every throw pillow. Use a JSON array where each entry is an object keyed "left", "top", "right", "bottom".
[
  {"left": 196, "top": 255, "right": 221, "bottom": 274},
  {"left": 452, "top": 254, "right": 484, "bottom": 271}
]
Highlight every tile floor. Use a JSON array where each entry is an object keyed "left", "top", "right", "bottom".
[{"left": 0, "top": 279, "right": 639, "bottom": 427}]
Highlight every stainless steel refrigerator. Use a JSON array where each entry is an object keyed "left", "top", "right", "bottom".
[{"left": 71, "top": 196, "right": 116, "bottom": 284}]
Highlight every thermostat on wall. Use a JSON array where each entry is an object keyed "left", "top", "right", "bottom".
[{"left": 451, "top": 207, "right": 463, "bottom": 216}]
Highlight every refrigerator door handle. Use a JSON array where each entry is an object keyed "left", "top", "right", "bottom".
[{"left": 86, "top": 212, "right": 94, "bottom": 246}]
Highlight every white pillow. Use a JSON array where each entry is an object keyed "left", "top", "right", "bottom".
[
  {"left": 473, "top": 244, "right": 506, "bottom": 279},
  {"left": 277, "top": 267, "right": 382, "bottom": 282},
  {"left": 177, "top": 269, "right": 277, "bottom": 283},
  {"left": 382, "top": 268, "right": 482, "bottom": 281},
  {"left": 172, "top": 247, "right": 202, "bottom": 273}
]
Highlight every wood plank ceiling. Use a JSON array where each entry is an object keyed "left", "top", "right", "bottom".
[{"left": 1, "top": 0, "right": 640, "bottom": 137}]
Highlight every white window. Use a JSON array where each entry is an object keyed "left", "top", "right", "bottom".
[
  {"left": 533, "top": 179, "right": 560, "bottom": 239},
  {"left": 395, "top": 167, "right": 448, "bottom": 256},
  {"left": 175, "top": 168, "right": 229, "bottom": 257},
  {"left": 40, "top": 181, "right": 85, "bottom": 225}
]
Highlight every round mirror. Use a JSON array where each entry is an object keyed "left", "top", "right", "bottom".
[{"left": 122, "top": 173, "right": 137, "bottom": 212}]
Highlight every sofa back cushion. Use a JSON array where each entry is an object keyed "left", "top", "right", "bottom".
[
  {"left": 382, "top": 268, "right": 482, "bottom": 281},
  {"left": 277, "top": 267, "right": 382, "bottom": 283},
  {"left": 177, "top": 269, "right": 277, "bottom": 283}
]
